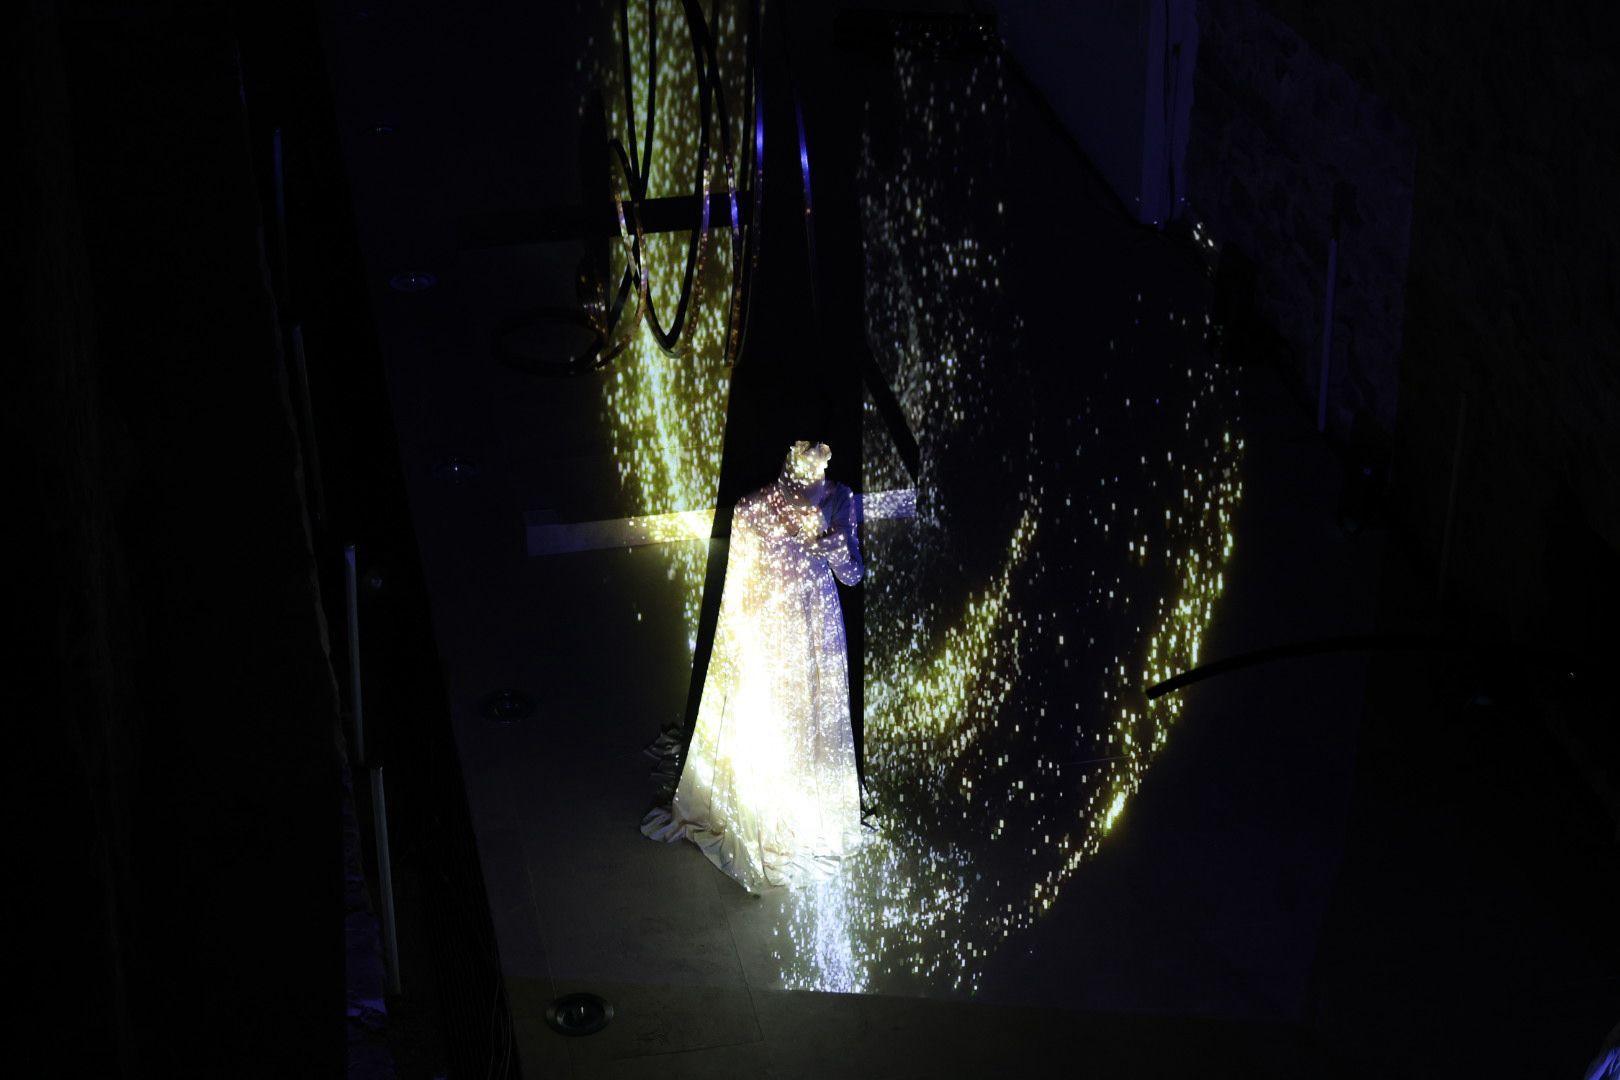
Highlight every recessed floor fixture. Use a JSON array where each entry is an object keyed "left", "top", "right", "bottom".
[
  {"left": 478, "top": 688, "right": 534, "bottom": 724},
  {"left": 388, "top": 270, "right": 437, "bottom": 292},
  {"left": 431, "top": 456, "right": 480, "bottom": 483},
  {"left": 544, "top": 993, "right": 612, "bottom": 1037}
]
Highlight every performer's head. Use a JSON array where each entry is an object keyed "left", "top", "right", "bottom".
[{"left": 782, "top": 440, "right": 831, "bottom": 486}]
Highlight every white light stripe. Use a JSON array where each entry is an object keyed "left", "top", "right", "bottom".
[{"left": 525, "top": 488, "right": 917, "bottom": 557}]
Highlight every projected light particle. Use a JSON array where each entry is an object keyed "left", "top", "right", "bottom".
[{"left": 596, "top": 2, "right": 750, "bottom": 641}]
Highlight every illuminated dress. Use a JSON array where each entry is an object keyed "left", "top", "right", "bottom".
[{"left": 642, "top": 441, "right": 866, "bottom": 893}]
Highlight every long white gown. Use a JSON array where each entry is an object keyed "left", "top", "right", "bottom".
[{"left": 642, "top": 446, "right": 866, "bottom": 894}]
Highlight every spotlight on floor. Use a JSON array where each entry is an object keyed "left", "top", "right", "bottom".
[
  {"left": 479, "top": 688, "right": 535, "bottom": 724},
  {"left": 389, "top": 270, "right": 437, "bottom": 293},
  {"left": 545, "top": 993, "right": 612, "bottom": 1037}
]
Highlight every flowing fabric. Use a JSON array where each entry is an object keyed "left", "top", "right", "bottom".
[{"left": 643, "top": 449, "right": 865, "bottom": 893}]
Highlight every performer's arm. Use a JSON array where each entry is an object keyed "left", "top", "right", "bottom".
[{"left": 808, "top": 484, "right": 864, "bottom": 585}]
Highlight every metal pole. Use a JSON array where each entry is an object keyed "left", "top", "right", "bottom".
[
  {"left": 1436, "top": 392, "right": 1468, "bottom": 609},
  {"left": 345, "top": 544, "right": 365, "bottom": 766},
  {"left": 370, "top": 765, "right": 401, "bottom": 996},
  {"left": 289, "top": 323, "right": 326, "bottom": 530}
]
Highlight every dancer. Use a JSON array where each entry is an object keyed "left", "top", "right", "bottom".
[{"left": 642, "top": 441, "right": 865, "bottom": 893}]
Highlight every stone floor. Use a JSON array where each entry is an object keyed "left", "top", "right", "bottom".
[{"left": 435, "top": 357, "right": 1382, "bottom": 1080}]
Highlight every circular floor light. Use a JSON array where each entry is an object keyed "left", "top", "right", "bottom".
[
  {"left": 389, "top": 270, "right": 437, "bottom": 293},
  {"left": 431, "top": 456, "right": 481, "bottom": 483},
  {"left": 479, "top": 689, "right": 534, "bottom": 724},
  {"left": 545, "top": 993, "right": 612, "bottom": 1037}
]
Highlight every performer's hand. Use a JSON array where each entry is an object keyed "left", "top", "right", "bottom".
[
  {"left": 799, "top": 480, "right": 830, "bottom": 533},
  {"left": 818, "top": 485, "right": 852, "bottom": 533},
  {"left": 785, "top": 491, "right": 823, "bottom": 537}
]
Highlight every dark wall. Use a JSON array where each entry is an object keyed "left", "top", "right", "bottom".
[
  {"left": 992, "top": 0, "right": 1151, "bottom": 220},
  {"left": 1189, "top": 0, "right": 1620, "bottom": 660},
  {"left": 15, "top": 5, "right": 344, "bottom": 1073}
]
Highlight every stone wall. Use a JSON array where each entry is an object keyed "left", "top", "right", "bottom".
[
  {"left": 1185, "top": 0, "right": 1416, "bottom": 446},
  {"left": 1187, "top": 0, "right": 1620, "bottom": 662}
]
